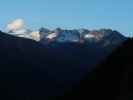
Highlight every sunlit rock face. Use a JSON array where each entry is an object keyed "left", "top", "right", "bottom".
[
  {"left": 6, "top": 19, "right": 40, "bottom": 41},
  {"left": 30, "top": 31, "right": 40, "bottom": 41},
  {"left": 8, "top": 29, "right": 32, "bottom": 39},
  {"left": 8, "top": 29, "right": 41, "bottom": 41}
]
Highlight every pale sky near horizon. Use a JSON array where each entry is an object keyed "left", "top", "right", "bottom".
[{"left": 0, "top": 0, "right": 133, "bottom": 37}]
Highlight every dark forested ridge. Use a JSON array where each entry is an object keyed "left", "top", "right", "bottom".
[
  {"left": 77, "top": 38, "right": 132, "bottom": 100},
  {"left": 0, "top": 31, "right": 110, "bottom": 99},
  {"left": 0, "top": 31, "right": 131, "bottom": 99}
]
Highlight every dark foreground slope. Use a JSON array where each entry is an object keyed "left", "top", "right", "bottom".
[
  {"left": 77, "top": 38, "right": 132, "bottom": 100},
  {"left": 0, "top": 31, "right": 112, "bottom": 99}
]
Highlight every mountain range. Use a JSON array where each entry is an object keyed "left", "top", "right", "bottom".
[
  {"left": 0, "top": 30, "right": 131, "bottom": 99},
  {"left": 5, "top": 19, "right": 127, "bottom": 48},
  {"left": 7, "top": 28, "right": 126, "bottom": 49}
]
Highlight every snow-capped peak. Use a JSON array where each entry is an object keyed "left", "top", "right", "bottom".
[{"left": 5, "top": 19, "right": 126, "bottom": 46}]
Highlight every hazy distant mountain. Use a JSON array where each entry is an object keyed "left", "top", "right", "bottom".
[
  {"left": 39, "top": 28, "right": 126, "bottom": 51},
  {"left": 6, "top": 26, "right": 126, "bottom": 48},
  {"left": 39, "top": 28, "right": 126, "bottom": 42}
]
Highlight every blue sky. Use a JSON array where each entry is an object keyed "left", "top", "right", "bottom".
[{"left": 0, "top": 0, "right": 132, "bottom": 37}]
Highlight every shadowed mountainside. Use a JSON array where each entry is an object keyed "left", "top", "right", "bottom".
[
  {"left": 76, "top": 38, "right": 132, "bottom": 100},
  {"left": 0, "top": 31, "right": 116, "bottom": 99}
]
